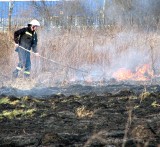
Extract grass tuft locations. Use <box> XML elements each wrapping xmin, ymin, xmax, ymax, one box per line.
<box><xmin>0</xmin><ymin>108</ymin><xmax>36</xmax><ymax>120</ymax></box>
<box><xmin>75</xmin><ymin>105</ymin><xmax>94</xmax><ymax>118</ymax></box>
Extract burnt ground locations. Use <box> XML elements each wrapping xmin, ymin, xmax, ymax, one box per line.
<box><xmin>0</xmin><ymin>84</ymin><xmax>160</xmax><ymax>147</ymax></box>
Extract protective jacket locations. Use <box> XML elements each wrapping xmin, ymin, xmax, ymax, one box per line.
<box><xmin>13</xmin><ymin>26</ymin><xmax>38</xmax><ymax>78</ymax></box>
<box><xmin>14</xmin><ymin>26</ymin><xmax>38</xmax><ymax>53</ymax></box>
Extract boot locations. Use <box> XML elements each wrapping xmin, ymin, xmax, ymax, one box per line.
<box><xmin>12</xmin><ymin>69</ymin><xmax>19</xmax><ymax>78</ymax></box>
<box><xmin>24</xmin><ymin>73</ymin><xmax>30</xmax><ymax>79</ymax></box>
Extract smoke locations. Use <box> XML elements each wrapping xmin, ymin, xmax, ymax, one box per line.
<box><xmin>80</xmin><ymin>28</ymin><xmax>160</xmax><ymax>81</ymax></box>
<box><xmin>104</xmin><ymin>0</ymin><xmax>160</xmax><ymax>30</ymax></box>
<box><xmin>108</xmin><ymin>31</ymin><xmax>150</xmax><ymax>69</ymax></box>
<box><xmin>3</xmin><ymin>0</ymin><xmax>160</xmax><ymax>88</ymax></box>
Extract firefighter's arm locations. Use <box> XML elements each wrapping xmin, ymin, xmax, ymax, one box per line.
<box><xmin>14</xmin><ymin>28</ymin><xmax>26</xmax><ymax>44</ymax></box>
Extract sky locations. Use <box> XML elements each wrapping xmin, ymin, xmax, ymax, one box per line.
<box><xmin>0</xmin><ymin>0</ymin><xmax>105</xmax><ymax>18</ymax></box>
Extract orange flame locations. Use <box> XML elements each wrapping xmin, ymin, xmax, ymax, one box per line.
<box><xmin>113</xmin><ymin>64</ymin><xmax>154</xmax><ymax>81</ymax></box>
<box><xmin>112</xmin><ymin>68</ymin><xmax>133</xmax><ymax>81</ymax></box>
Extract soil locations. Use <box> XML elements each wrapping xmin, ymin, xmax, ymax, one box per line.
<box><xmin>0</xmin><ymin>83</ymin><xmax>160</xmax><ymax>147</ymax></box>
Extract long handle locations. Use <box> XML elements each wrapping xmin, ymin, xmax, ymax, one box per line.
<box><xmin>18</xmin><ymin>45</ymin><xmax>88</xmax><ymax>73</ymax></box>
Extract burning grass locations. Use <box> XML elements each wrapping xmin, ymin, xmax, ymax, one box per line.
<box><xmin>35</xmin><ymin>26</ymin><xmax>160</xmax><ymax>85</ymax></box>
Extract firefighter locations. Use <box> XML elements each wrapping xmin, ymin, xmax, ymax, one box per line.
<box><xmin>12</xmin><ymin>19</ymin><xmax>40</xmax><ymax>79</ymax></box>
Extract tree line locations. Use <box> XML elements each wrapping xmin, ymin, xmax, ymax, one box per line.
<box><xmin>1</xmin><ymin>0</ymin><xmax>160</xmax><ymax>31</ymax></box>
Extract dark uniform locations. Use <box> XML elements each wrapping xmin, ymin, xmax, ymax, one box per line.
<box><xmin>12</xmin><ymin>26</ymin><xmax>38</xmax><ymax>78</ymax></box>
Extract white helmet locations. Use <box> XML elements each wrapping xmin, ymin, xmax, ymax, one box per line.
<box><xmin>28</xmin><ymin>19</ymin><xmax>40</xmax><ymax>26</ymax></box>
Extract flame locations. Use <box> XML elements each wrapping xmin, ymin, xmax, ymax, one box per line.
<box><xmin>113</xmin><ymin>64</ymin><xmax>154</xmax><ymax>81</ymax></box>
<box><xmin>112</xmin><ymin>68</ymin><xmax>133</xmax><ymax>81</ymax></box>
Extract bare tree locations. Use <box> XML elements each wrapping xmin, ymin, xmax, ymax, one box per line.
<box><xmin>8</xmin><ymin>0</ymin><xmax>14</xmax><ymax>33</ymax></box>
<box><xmin>112</xmin><ymin>0</ymin><xmax>133</xmax><ymax>11</ymax></box>
<box><xmin>30</xmin><ymin>1</ymin><xmax>53</xmax><ymax>26</ymax></box>
<box><xmin>62</xmin><ymin>0</ymin><xmax>87</xmax><ymax>27</ymax></box>
<box><xmin>30</xmin><ymin>0</ymin><xmax>89</xmax><ymax>28</ymax></box>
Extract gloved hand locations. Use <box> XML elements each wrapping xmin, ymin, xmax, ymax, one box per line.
<box><xmin>35</xmin><ymin>53</ymin><xmax>40</xmax><ymax>56</ymax></box>
<box><xmin>15</xmin><ymin>43</ymin><xmax>19</xmax><ymax>48</ymax></box>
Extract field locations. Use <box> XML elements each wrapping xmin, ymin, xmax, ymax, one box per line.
<box><xmin>0</xmin><ymin>26</ymin><xmax>160</xmax><ymax>146</ymax></box>
<box><xmin>0</xmin><ymin>84</ymin><xmax>160</xmax><ymax>146</ymax></box>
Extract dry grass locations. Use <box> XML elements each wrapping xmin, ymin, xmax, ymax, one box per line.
<box><xmin>1</xmin><ymin>25</ymin><xmax>160</xmax><ymax>85</ymax></box>
<box><xmin>75</xmin><ymin>105</ymin><xmax>94</xmax><ymax>118</ymax></box>
<box><xmin>37</xmin><ymin>26</ymin><xmax>160</xmax><ymax>83</ymax></box>
<box><xmin>0</xmin><ymin>32</ymin><xmax>14</xmax><ymax>77</ymax></box>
